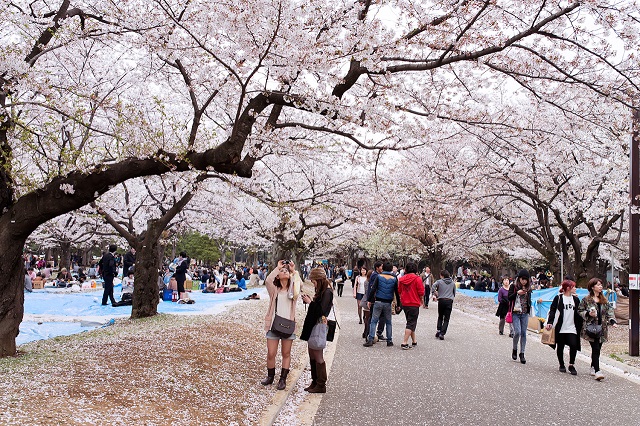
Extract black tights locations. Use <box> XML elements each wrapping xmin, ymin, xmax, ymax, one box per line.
<box><xmin>589</xmin><ymin>340</ymin><xmax>602</xmax><ymax>372</ymax></box>
<box><xmin>556</xmin><ymin>333</ymin><xmax>578</xmax><ymax>366</ymax></box>
<box><xmin>308</xmin><ymin>347</ymin><xmax>324</xmax><ymax>364</ymax></box>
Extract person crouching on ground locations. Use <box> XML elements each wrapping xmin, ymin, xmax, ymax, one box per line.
<box><xmin>432</xmin><ymin>269</ymin><xmax>456</xmax><ymax>340</ymax></box>
<box><xmin>398</xmin><ymin>262</ymin><xmax>424</xmax><ymax>349</ymax></box>
<box><xmin>545</xmin><ymin>279</ymin><xmax>583</xmax><ymax>375</ymax></box>
<box><xmin>262</xmin><ymin>260</ymin><xmax>301</xmax><ymax>390</ymax></box>
<box><xmin>577</xmin><ymin>277</ymin><xmax>617</xmax><ymax>381</ymax></box>
<box><xmin>300</xmin><ymin>267</ymin><xmax>334</xmax><ymax>393</ymax></box>
<box><xmin>508</xmin><ymin>269</ymin><xmax>532</xmax><ymax>364</ymax></box>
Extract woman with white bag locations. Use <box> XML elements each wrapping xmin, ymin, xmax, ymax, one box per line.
<box><xmin>300</xmin><ymin>267</ymin><xmax>334</xmax><ymax>393</ymax></box>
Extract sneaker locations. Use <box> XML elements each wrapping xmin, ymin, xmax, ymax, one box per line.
<box><xmin>387</xmin><ymin>341</ymin><xmax>394</xmax><ymax>347</ymax></box>
<box><xmin>435</xmin><ymin>331</ymin><xmax>441</xmax><ymax>339</ymax></box>
<box><xmin>595</xmin><ymin>371</ymin><xmax>605</xmax><ymax>381</ymax></box>
<box><xmin>512</xmin><ymin>349</ymin><xmax>517</xmax><ymax>360</ymax></box>
<box><xmin>439</xmin><ymin>335</ymin><xmax>444</xmax><ymax>340</ymax></box>
<box><xmin>590</xmin><ymin>367</ymin><xmax>596</xmax><ymax>376</ymax></box>
<box><xmin>499</xmin><ymin>331</ymin><xmax>504</xmax><ymax>335</ymax></box>
<box><xmin>401</xmin><ymin>344</ymin><xmax>411</xmax><ymax>350</ymax></box>
<box><xmin>363</xmin><ymin>339</ymin><xmax>374</xmax><ymax>347</ymax></box>
<box><xmin>568</xmin><ymin>365</ymin><xmax>577</xmax><ymax>376</ymax></box>
<box><xmin>559</xmin><ymin>366</ymin><xmax>566</xmax><ymax>373</ymax></box>
<box><xmin>412</xmin><ymin>342</ymin><xmax>417</xmax><ymax>347</ymax></box>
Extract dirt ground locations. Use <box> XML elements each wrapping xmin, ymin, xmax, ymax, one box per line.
<box><xmin>0</xmin><ymin>297</ymin><xmax>308</xmax><ymax>426</ymax></box>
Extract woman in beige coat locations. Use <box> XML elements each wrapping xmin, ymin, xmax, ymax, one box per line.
<box><xmin>261</xmin><ymin>260</ymin><xmax>301</xmax><ymax>390</ymax></box>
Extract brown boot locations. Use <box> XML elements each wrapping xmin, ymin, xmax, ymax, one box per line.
<box><xmin>304</xmin><ymin>360</ymin><xmax>317</xmax><ymax>392</ymax></box>
<box><xmin>276</xmin><ymin>368</ymin><xmax>289</xmax><ymax>390</ymax></box>
<box><xmin>260</xmin><ymin>368</ymin><xmax>275</xmax><ymax>386</ymax></box>
<box><xmin>308</xmin><ymin>362</ymin><xmax>326</xmax><ymax>393</ymax></box>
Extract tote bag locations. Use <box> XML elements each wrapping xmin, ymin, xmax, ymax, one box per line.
<box><xmin>308</xmin><ymin>322</ymin><xmax>328</xmax><ymax>350</ymax></box>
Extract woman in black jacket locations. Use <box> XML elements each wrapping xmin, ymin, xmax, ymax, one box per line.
<box><xmin>545</xmin><ymin>280</ymin><xmax>583</xmax><ymax>375</ymax></box>
<box><xmin>300</xmin><ymin>267</ymin><xmax>334</xmax><ymax>394</ymax></box>
<box><xmin>508</xmin><ymin>269</ymin><xmax>533</xmax><ymax>364</ymax></box>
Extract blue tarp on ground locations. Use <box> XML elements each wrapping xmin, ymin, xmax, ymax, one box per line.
<box><xmin>457</xmin><ymin>289</ymin><xmax>498</xmax><ymax>299</ymax></box>
<box><xmin>19</xmin><ymin>287</ymin><xmax>266</xmax><ymax>345</ymax></box>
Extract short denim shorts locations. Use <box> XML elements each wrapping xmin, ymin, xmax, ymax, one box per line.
<box><xmin>266</xmin><ymin>330</ymin><xmax>296</xmax><ymax>340</ymax></box>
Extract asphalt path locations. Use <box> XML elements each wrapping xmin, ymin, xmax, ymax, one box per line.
<box><xmin>313</xmin><ymin>294</ymin><xmax>640</xmax><ymax>426</ymax></box>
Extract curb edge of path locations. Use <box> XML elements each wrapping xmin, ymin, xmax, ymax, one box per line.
<box><xmin>455</xmin><ymin>306</ymin><xmax>640</xmax><ymax>384</ymax></box>
<box><xmin>258</xmin><ymin>309</ymin><xmax>341</xmax><ymax>426</ymax></box>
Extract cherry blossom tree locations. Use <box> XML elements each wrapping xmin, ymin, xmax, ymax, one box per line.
<box><xmin>1</xmin><ymin>0</ymin><xmax>638</xmax><ymax>357</ymax></box>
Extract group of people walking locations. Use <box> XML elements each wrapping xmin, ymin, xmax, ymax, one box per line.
<box><xmin>261</xmin><ymin>259</ymin><xmax>619</xmax><ymax>399</ymax></box>
<box><xmin>497</xmin><ymin>270</ymin><xmax>618</xmax><ymax>380</ymax></box>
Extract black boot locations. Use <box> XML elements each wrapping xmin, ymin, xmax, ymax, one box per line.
<box><xmin>304</xmin><ymin>360</ymin><xmax>317</xmax><ymax>392</ymax></box>
<box><xmin>277</xmin><ymin>368</ymin><xmax>290</xmax><ymax>390</ymax></box>
<box><xmin>512</xmin><ymin>349</ymin><xmax>517</xmax><ymax>360</ymax></box>
<box><xmin>308</xmin><ymin>362</ymin><xmax>326</xmax><ymax>393</ymax></box>
<box><xmin>261</xmin><ymin>368</ymin><xmax>275</xmax><ymax>386</ymax></box>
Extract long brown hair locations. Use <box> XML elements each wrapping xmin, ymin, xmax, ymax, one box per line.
<box><xmin>587</xmin><ymin>277</ymin><xmax>607</xmax><ymax>305</ymax></box>
<box><xmin>309</xmin><ymin>267</ymin><xmax>332</xmax><ymax>301</ymax></box>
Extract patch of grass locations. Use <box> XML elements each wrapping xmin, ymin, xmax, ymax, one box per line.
<box><xmin>610</xmin><ymin>353</ymin><xmax>624</xmax><ymax>362</ymax></box>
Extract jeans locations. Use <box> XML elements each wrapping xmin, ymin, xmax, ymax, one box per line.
<box><xmin>437</xmin><ymin>299</ymin><xmax>453</xmax><ymax>335</ymax></box>
<box><xmin>590</xmin><ymin>339</ymin><xmax>603</xmax><ymax>372</ymax></box>
<box><xmin>512</xmin><ymin>313</ymin><xmax>529</xmax><ymax>353</ymax></box>
<box><xmin>101</xmin><ymin>275</ymin><xmax>116</xmax><ymax>305</ymax></box>
<box><xmin>368</xmin><ymin>302</ymin><xmax>392</xmax><ymax>342</ymax></box>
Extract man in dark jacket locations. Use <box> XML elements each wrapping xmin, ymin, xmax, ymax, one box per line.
<box><xmin>364</xmin><ymin>262</ymin><xmax>400</xmax><ymax>347</ymax></box>
<box><xmin>99</xmin><ymin>244</ymin><xmax>118</xmax><ymax>306</ymax></box>
<box><xmin>173</xmin><ymin>251</ymin><xmax>190</xmax><ymax>300</ymax></box>
<box><xmin>122</xmin><ymin>247</ymin><xmax>136</xmax><ymax>279</ymax></box>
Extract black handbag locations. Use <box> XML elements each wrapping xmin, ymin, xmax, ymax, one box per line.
<box><xmin>270</xmin><ymin>294</ymin><xmax>295</xmax><ymax>338</ymax></box>
<box><xmin>326</xmin><ymin>305</ymin><xmax>340</xmax><ymax>342</ymax></box>
<box><xmin>585</xmin><ymin>323</ymin><xmax>603</xmax><ymax>339</ymax></box>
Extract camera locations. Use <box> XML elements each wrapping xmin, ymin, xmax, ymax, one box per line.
<box><xmin>283</xmin><ymin>260</ymin><xmax>291</xmax><ymax>265</ymax></box>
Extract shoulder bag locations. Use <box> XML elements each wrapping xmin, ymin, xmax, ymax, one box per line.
<box><xmin>585</xmin><ymin>323</ymin><xmax>603</xmax><ymax>339</ymax></box>
<box><xmin>270</xmin><ymin>294</ymin><xmax>295</xmax><ymax>338</ymax></box>
<box><xmin>326</xmin><ymin>304</ymin><xmax>340</xmax><ymax>342</ymax></box>
<box><xmin>308</xmin><ymin>321</ymin><xmax>328</xmax><ymax>350</ymax></box>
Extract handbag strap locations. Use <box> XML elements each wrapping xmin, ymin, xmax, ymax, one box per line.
<box><xmin>328</xmin><ymin>304</ymin><xmax>340</xmax><ymax>329</ymax></box>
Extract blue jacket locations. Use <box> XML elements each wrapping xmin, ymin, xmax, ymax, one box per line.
<box><xmin>367</xmin><ymin>271</ymin><xmax>400</xmax><ymax>304</ymax></box>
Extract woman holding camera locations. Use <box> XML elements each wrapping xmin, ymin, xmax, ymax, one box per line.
<box><xmin>300</xmin><ymin>267</ymin><xmax>334</xmax><ymax>393</ymax></box>
<box><xmin>261</xmin><ymin>260</ymin><xmax>301</xmax><ymax>390</ymax></box>
<box><xmin>578</xmin><ymin>278</ymin><xmax>617</xmax><ymax>381</ymax></box>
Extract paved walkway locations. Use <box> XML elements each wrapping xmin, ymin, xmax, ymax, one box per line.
<box><xmin>313</xmin><ymin>295</ymin><xmax>640</xmax><ymax>426</ymax></box>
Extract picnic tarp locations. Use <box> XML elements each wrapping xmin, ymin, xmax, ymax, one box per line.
<box><xmin>20</xmin><ymin>286</ymin><xmax>266</xmax><ymax>345</ymax></box>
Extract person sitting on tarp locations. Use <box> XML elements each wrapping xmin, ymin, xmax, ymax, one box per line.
<box><xmin>113</xmin><ymin>269</ymin><xmax>135</xmax><ymax>307</ymax></box>
<box><xmin>240</xmin><ymin>292</ymin><xmax>260</xmax><ymax>300</ymax></box>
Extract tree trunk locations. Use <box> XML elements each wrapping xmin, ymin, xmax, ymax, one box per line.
<box><xmin>130</xmin><ymin>221</ymin><xmax>163</xmax><ymax>319</ymax></box>
<box><xmin>0</xmin><ymin>230</ymin><xmax>27</xmax><ymax>357</ymax></box>
<box><xmin>59</xmin><ymin>241</ymin><xmax>71</xmax><ymax>271</ymax></box>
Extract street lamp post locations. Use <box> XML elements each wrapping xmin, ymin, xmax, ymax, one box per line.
<box><xmin>630</xmin><ymin>108</ymin><xmax>640</xmax><ymax>356</ymax></box>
